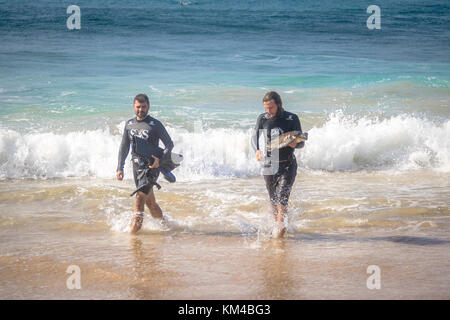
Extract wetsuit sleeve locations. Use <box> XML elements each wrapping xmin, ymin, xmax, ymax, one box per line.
<box><xmin>293</xmin><ymin>114</ymin><xmax>305</xmax><ymax>149</ymax></box>
<box><xmin>117</xmin><ymin>123</ymin><xmax>130</xmax><ymax>171</ymax></box>
<box><xmin>157</xmin><ymin>122</ymin><xmax>174</xmax><ymax>158</ymax></box>
<box><xmin>252</xmin><ymin>114</ymin><xmax>264</xmax><ymax>151</ymax></box>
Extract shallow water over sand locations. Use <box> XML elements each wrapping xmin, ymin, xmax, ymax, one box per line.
<box><xmin>1</xmin><ymin>170</ymin><xmax>449</xmax><ymax>299</ymax></box>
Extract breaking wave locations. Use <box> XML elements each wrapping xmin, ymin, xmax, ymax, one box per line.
<box><xmin>0</xmin><ymin>111</ymin><xmax>449</xmax><ymax>179</ymax></box>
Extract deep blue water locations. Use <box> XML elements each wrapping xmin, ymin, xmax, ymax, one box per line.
<box><xmin>0</xmin><ymin>0</ymin><xmax>449</xmax><ymax>177</ymax></box>
<box><xmin>0</xmin><ymin>0</ymin><xmax>449</xmax><ymax>128</ymax></box>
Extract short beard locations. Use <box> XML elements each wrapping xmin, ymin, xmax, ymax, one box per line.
<box><xmin>136</xmin><ymin>111</ymin><xmax>147</xmax><ymax>119</ymax></box>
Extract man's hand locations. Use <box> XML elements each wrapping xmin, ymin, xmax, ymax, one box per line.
<box><xmin>288</xmin><ymin>141</ymin><xmax>297</xmax><ymax>148</ymax></box>
<box><xmin>256</xmin><ymin>149</ymin><xmax>263</xmax><ymax>162</ymax></box>
<box><xmin>116</xmin><ymin>170</ymin><xmax>124</xmax><ymax>181</ymax></box>
<box><xmin>149</xmin><ymin>155</ymin><xmax>160</xmax><ymax>168</ymax></box>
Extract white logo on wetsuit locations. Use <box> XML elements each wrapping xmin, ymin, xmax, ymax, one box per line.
<box><xmin>271</xmin><ymin>127</ymin><xmax>284</xmax><ymax>139</ymax></box>
<box><xmin>130</xmin><ymin>129</ymin><xmax>150</xmax><ymax>139</ymax></box>
<box><xmin>286</xmin><ymin>115</ymin><xmax>293</xmax><ymax>120</ymax></box>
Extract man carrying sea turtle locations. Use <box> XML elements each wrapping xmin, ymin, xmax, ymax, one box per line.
<box><xmin>253</xmin><ymin>91</ymin><xmax>306</xmax><ymax>238</ymax></box>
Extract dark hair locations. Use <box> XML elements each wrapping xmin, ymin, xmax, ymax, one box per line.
<box><xmin>263</xmin><ymin>91</ymin><xmax>284</xmax><ymax>118</ymax></box>
<box><xmin>134</xmin><ymin>93</ymin><xmax>149</xmax><ymax>105</ymax></box>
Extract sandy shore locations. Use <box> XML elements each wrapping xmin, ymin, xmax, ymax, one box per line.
<box><xmin>0</xmin><ymin>175</ymin><xmax>449</xmax><ymax>299</ymax></box>
<box><xmin>1</xmin><ymin>231</ymin><xmax>449</xmax><ymax>299</ymax></box>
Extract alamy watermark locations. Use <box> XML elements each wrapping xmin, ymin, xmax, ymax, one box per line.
<box><xmin>66</xmin><ymin>265</ymin><xmax>82</xmax><ymax>289</ymax></box>
<box><xmin>367</xmin><ymin>5</ymin><xmax>381</xmax><ymax>30</ymax></box>
<box><xmin>67</xmin><ymin>5</ymin><xmax>81</xmax><ymax>30</ymax></box>
<box><xmin>366</xmin><ymin>265</ymin><xmax>381</xmax><ymax>290</ymax></box>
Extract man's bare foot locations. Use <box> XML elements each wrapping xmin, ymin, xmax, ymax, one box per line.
<box><xmin>130</xmin><ymin>213</ymin><xmax>144</xmax><ymax>234</ymax></box>
<box><xmin>271</xmin><ymin>223</ymin><xmax>286</xmax><ymax>239</ymax></box>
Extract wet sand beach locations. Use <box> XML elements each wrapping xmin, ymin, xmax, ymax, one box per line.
<box><xmin>1</xmin><ymin>172</ymin><xmax>449</xmax><ymax>300</ymax></box>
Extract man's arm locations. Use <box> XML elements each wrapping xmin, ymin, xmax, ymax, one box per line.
<box><xmin>158</xmin><ymin>122</ymin><xmax>174</xmax><ymax>156</ymax></box>
<box><xmin>117</xmin><ymin>123</ymin><xmax>130</xmax><ymax>174</ymax></box>
<box><xmin>252</xmin><ymin>114</ymin><xmax>264</xmax><ymax>161</ymax></box>
<box><xmin>148</xmin><ymin>122</ymin><xmax>173</xmax><ymax>169</ymax></box>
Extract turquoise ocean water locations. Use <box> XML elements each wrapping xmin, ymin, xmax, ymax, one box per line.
<box><xmin>0</xmin><ymin>0</ymin><xmax>449</xmax><ymax>179</ymax></box>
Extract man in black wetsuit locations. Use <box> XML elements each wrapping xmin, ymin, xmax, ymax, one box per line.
<box><xmin>253</xmin><ymin>91</ymin><xmax>305</xmax><ymax>238</ymax></box>
<box><xmin>116</xmin><ymin>93</ymin><xmax>174</xmax><ymax>233</ymax></box>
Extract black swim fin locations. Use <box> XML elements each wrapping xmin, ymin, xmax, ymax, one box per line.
<box><xmin>160</xmin><ymin>167</ymin><xmax>176</xmax><ymax>183</ymax></box>
<box><xmin>158</xmin><ymin>150</ymin><xmax>182</xmax><ymax>183</ymax></box>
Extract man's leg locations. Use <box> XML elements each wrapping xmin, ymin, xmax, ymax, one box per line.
<box><xmin>273</xmin><ymin>161</ymin><xmax>297</xmax><ymax>238</ymax></box>
<box><xmin>270</xmin><ymin>203</ymin><xmax>278</xmax><ymax>217</ymax></box>
<box><xmin>265</xmin><ymin>174</ymin><xmax>284</xmax><ymax>238</ymax></box>
<box><xmin>264</xmin><ymin>174</ymin><xmax>279</xmax><ymax>216</ymax></box>
<box><xmin>130</xmin><ymin>191</ymin><xmax>147</xmax><ymax>234</ymax></box>
<box><xmin>274</xmin><ymin>204</ymin><xmax>288</xmax><ymax>237</ymax></box>
<box><xmin>145</xmin><ymin>188</ymin><xmax>163</xmax><ymax>219</ymax></box>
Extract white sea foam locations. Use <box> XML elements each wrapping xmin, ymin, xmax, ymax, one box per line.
<box><xmin>0</xmin><ymin>111</ymin><xmax>449</xmax><ymax>179</ymax></box>
<box><xmin>0</xmin><ymin>128</ymin><xmax>122</xmax><ymax>179</ymax></box>
<box><xmin>299</xmin><ymin>111</ymin><xmax>450</xmax><ymax>172</ymax></box>
<box><xmin>60</xmin><ymin>91</ymin><xmax>76</xmax><ymax>97</ymax></box>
